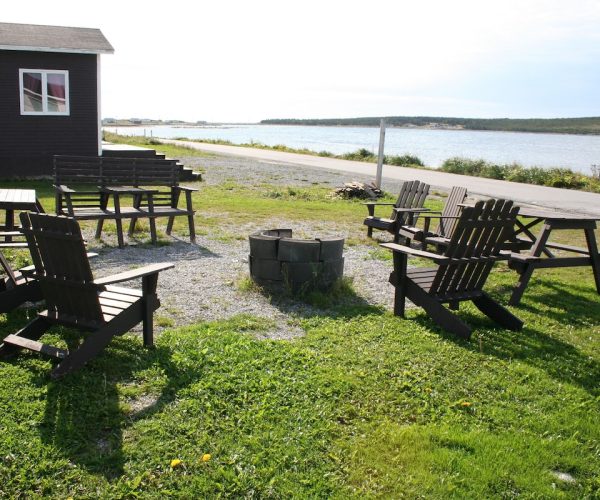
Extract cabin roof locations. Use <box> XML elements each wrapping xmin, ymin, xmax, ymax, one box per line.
<box><xmin>0</xmin><ymin>22</ymin><xmax>114</xmax><ymax>55</ymax></box>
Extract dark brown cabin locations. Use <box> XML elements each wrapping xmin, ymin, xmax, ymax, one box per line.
<box><xmin>0</xmin><ymin>22</ymin><xmax>113</xmax><ymax>177</ymax></box>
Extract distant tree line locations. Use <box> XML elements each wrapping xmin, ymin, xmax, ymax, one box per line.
<box><xmin>260</xmin><ymin>116</ymin><xmax>600</xmax><ymax>135</ymax></box>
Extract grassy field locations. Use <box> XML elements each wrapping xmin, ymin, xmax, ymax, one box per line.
<box><xmin>0</xmin><ymin>145</ymin><xmax>598</xmax><ymax>498</ymax></box>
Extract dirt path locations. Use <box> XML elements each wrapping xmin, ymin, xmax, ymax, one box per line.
<box><xmin>164</xmin><ymin>139</ymin><xmax>600</xmax><ymax>217</ymax></box>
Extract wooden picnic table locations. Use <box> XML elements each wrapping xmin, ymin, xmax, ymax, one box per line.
<box><xmin>0</xmin><ymin>189</ymin><xmax>44</xmax><ymax>248</ymax></box>
<box><xmin>508</xmin><ymin>207</ymin><xmax>600</xmax><ymax>305</ymax></box>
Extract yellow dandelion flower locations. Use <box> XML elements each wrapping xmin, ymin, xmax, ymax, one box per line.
<box><xmin>201</xmin><ymin>453</ymin><xmax>212</xmax><ymax>462</ymax></box>
<box><xmin>460</xmin><ymin>401</ymin><xmax>472</xmax><ymax>407</ymax></box>
<box><xmin>170</xmin><ymin>459</ymin><xmax>183</xmax><ymax>469</ymax></box>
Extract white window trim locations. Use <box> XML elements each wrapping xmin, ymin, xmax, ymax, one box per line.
<box><xmin>97</xmin><ymin>55</ymin><xmax>102</xmax><ymax>155</ymax></box>
<box><xmin>19</xmin><ymin>69</ymin><xmax>70</xmax><ymax>116</ymax></box>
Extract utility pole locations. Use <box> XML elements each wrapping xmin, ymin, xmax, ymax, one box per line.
<box><xmin>375</xmin><ymin>118</ymin><xmax>386</xmax><ymax>189</ymax></box>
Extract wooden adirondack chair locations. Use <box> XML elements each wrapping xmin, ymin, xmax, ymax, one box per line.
<box><xmin>363</xmin><ymin>180</ymin><xmax>430</xmax><ymax>243</ymax></box>
<box><xmin>0</xmin><ymin>213</ymin><xmax>174</xmax><ymax>378</ymax></box>
<box><xmin>397</xmin><ymin>186</ymin><xmax>467</xmax><ymax>250</ymax></box>
<box><xmin>0</xmin><ymin>250</ymin><xmax>42</xmax><ymax>313</ymax></box>
<box><xmin>381</xmin><ymin>199</ymin><xmax>523</xmax><ymax>339</ymax></box>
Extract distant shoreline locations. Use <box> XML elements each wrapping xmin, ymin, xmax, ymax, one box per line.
<box><xmin>103</xmin><ymin>116</ymin><xmax>600</xmax><ymax>136</ymax></box>
<box><xmin>103</xmin><ymin>122</ymin><xmax>597</xmax><ymax>138</ymax></box>
<box><xmin>260</xmin><ymin>116</ymin><xmax>600</xmax><ymax>136</ymax></box>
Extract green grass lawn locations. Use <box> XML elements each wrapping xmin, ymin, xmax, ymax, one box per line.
<box><xmin>0</xmin><ymin>147</ymin><xmax>598</xmax><ymax>498</ymax></box>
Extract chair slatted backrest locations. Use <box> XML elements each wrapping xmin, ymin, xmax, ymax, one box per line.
<box><xmin>393</xmin><ymin>180</ymin><xmax>430</xmax><ymax>221</ymax></box>
<box><xmin>429</xmin><ymin>199</ymin><xmax>518</xmax><ymax>299</ymax></box>
<box><xmin>435</xmin><ymin>186</ymin><xmax>468</xmax><ymax>238</ymax></box>
<box><xmin>54</xmin><ymin>155</ymin><xmax>181</xmax><ymax>209</ymax></box>
<box><xmin>20</xmin><ymin>212</ymin><xmax>104</xmax><ymax>325</ymax></box>
<box><xmin>54</xmin><ymin>156</ymin><xmax>103</xmax><ymax>186</ymax></box>
<box><xmin>54</xmin><ymin>156</ymin><xmax>180</xmax><ymax>186</ymax></box>
<box><xmin>96</xmin><ymin>157</ymin><xmax>136</xmax><ymax>186</ymax></box>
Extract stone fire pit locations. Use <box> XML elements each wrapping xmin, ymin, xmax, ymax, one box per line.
<box><xmin>249</xmin><ymin>229</ymin><xmax>344</xmax><ymax>292</ymax></box>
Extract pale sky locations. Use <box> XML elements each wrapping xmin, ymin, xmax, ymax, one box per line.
<box><xmin>4</xmin><ymin>0</ymin><xmax>600</xmax><ymax>122</ymax></box>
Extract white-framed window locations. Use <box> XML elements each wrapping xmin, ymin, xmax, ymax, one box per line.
<box><xmin>19</xmin><ymin>69</ymin><xmax>70</xmax><ymax>116</ymax></box>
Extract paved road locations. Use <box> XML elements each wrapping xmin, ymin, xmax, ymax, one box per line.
<box><xmin>166</xmin><ymin>139</ymin><xmax>600</xmax><ymax>217</ymax></box>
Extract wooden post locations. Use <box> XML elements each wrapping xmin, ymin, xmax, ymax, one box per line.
<box><xmin>375</xmin><ymin>119</ymin><xmax>386</xmax><ymax>189</ymax></box>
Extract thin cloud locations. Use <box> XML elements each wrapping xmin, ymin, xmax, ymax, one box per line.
<box><xmin>4</xmin><ymin>0</ymin><xmax>599</xmax><ymax>120</ymax></box>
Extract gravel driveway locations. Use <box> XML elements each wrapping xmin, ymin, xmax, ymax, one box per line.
<box><xmin>84</xmin><ymin>153</ymin><xmax>414</xmax><ymax>339</ymax></box>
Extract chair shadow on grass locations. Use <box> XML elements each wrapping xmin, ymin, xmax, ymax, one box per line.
<box><xmin>257</xmin><ymin>269</ymin><xmax>600</xmax><ymax>396</ymax></box>
<box><xmin>0</xmin><ymin>308</ymin><xmax>196</xmax><ymax>481</ymax></box>
<box><xmin>38</xmin><ymin>336</ymin><xmax>195</xmax><ymax>480</ymax></box>
<box><xmin>514</xmin><ymin>279</ymin><xmax>600</xmax><ymax>326</ymax></box>
<box><xmin>405</xmin><ymin>282</ymin><xmax>600</xmax><ymax>396</ymax></box>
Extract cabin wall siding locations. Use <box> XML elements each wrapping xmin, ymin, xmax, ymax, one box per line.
<box><xmin>0</xmin><ymin>50</ymin><xmax>98</xmax><ymax>177</ymax></box>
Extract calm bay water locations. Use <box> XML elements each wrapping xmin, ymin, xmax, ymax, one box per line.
<box><xmin>104</xmin><ymin>124</ymin><xmax>600</xmax><ymax>174</ymax></box>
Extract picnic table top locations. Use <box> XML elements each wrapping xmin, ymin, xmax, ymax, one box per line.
<box><xmin>459</xmin><ymin>202</ymin><xmax>600</xmax><ymax>222</ymax></box>
<box><xmin>517</xmin><ymin>207</ymin><xmax>600</xmax><ymax>221</ymax></box>
<box><xmin>0</xmin><ymin>189</ymin><xmax>37</xmax><ymax>206</ymax></box>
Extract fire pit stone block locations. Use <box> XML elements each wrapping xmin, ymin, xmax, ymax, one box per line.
<box><xmin>249</xmin><ymin>229</ymin><xmax>344</xmax><ymax>292</ymax></box>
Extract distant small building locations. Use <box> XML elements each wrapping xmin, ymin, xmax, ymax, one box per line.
<box><xmin>0</xmin><ymin>22</ymin><xmax>113</xmax><ymax>177</ymax></box>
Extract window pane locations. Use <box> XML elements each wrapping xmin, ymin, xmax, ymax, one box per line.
<box><xmin>23</xmin><ymin>72</ymin><xmax>43</xmax><ymax>112</ymax></box>
<box><xmin>47</xmin><ymin>73</ymin><xmax>66</xmax><ymax>112</ymax></box>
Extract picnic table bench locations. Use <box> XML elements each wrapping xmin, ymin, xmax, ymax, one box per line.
<box><xmin>54</xmin><ymin>155</ymin><xmax>197</xmax><ymax>248</ymax></box>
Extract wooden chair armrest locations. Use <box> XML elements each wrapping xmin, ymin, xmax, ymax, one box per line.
<box><xmin>508</xmin><ymin>253</ymin><xmax>542</xmax><ymax>263</ymax></box>
<box><xmin>170</xmin><ymin>186</ymin><xmax>195</xmax><ymax>211</ymax></box>
<box><xmin>392</xmin><ymin>207</ymin><xmax>431</xmax><ymax>213</ymax></box>
<box><xmin>398</xmin><ymin>225</ymin><xmax>424</xmax><ymax>236</ymax></box>
<box><xmin>20</xmin><ymin>252</ymin><xmax>99</xmax><ymax>277</ymax></box>
<box><xmin>94</xmin><ymin>262</ymin><xmax>174</xmax><ymax>285</ymax></box>
<box><xmin>56</xmin><ymin>186</ymin><xmax>102</xmax><ymax>196</ymax></box>
<box><xmin>421</xmin><ymin>214</ymin><xmax>460</xmax><ymax>220</ymax></box>
<box><xmin>174</xmin><ymin>185</ymin><xmax>199</xmax><ymax>192</ymax></box>
<box><xmin>380</xmin><ymin>242</ymin><xmax>451</xmax><ymax>263</ymax></box>
<box><xmin>393</xmin><ymin>207</ymin><xmax>430</xmax><ymax>225</ymax></box>
<box><xmin>364</xmin><ymin>202</ymin><xmax>396</xmax><ymax>217</ymax></box>
<box><xmin>419</xmin><ymin>211</ymin><xmax>443</xmax><ymax>218</ymax></box>
<box><xmin>54</xmin><ymin>184</ymin><xmax>76</xmax><ymax>193</ymax></box>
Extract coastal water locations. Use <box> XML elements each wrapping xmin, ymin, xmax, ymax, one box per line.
<box><xmin>104</xmin><ymin>124</ymin><xmax>600</xmax><ymax>174</ymax></box>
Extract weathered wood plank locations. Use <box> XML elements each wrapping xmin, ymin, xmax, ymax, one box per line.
<box><xmin>2</xmin><ymin>334</ymin><xmax>68</xmax><ymax>359</ymax></box>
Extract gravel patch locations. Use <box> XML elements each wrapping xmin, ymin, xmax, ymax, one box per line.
<box><xmin>81</xmin><ymin>153</ymin><xmax>411</xmax><ymax>340</ymax></box>
<box><xmin>86</xmin><ymin>226</ymin><xmax>396</xmax><ymax>340</ymax></box>
<box><xmin>189</xmin><ymin>154</ymin><xmax>410</xmax><ymax>192</ymax></box>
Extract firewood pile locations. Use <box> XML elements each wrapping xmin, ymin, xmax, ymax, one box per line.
<box><xmin>332</xmin><ymin>181</ymin><xmax>383</xmax><ymax>199</ymax></box>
